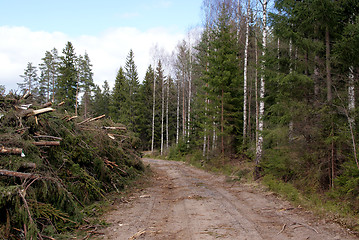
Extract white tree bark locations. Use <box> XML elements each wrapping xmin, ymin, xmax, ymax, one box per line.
<box><xmin>349</xmin><ymin>66</ymin><xmax>355</xmax><ymax>126</ymax></box>
<box><xmin>166</xmin><ymin>78</ymin><xmax>169</xmax><ymax>149</ymax></box>
<box><xmin>243</xmin><ymin>0</ymin><xmax>250</xmax><ymax>143</ymax></box>
<box><xmin>176</xmin><ymin>79</ymin><xmax>180</xmax><ymax>145</ymax></box>
<box><xmin>187</xmin><ymin>44</ymin><xmax>192</xmax><ymax>144</ymax></box>
<box><xmin>256</xmin><ymin>0</ymin><xmax>267</xmax><ymax>165</ymax></box>
<box><xmin>151</xmin><ymin>65</ymin><xmax>156</xmax><ymax>153</ymax></box>
<box><xmin>161</xmin><ymin>75</ymin><xmax>165</xmax><ymax>155</ymax></box>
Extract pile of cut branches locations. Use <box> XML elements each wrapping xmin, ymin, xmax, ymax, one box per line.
<box><xmin>0</xmin><ymin>92</ymin><xmax>144</xmax><ymax>239</ymax></box>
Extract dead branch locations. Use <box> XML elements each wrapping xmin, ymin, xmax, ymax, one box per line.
<box><xmin>78</xmin><ymin>114</ymin><xmax>106</xmax><ymax>125</ymax></box>
<box><xmin>129</xmin><ymin>229</ymin><xmax>147</xmax><ymax>240</ymax></box>
<box><xmin>292</xmin><ymin>222</ymin><xmax>319</xmax><ymax>234</ymax></box>
<box><xmin>33</xmin><ymin>135</ymin><xmax>63</xmax><ymax>141</ymax></box>
<box><xmin>33</xmin><ymin>141</ymin><xmax>60</xmax><ymax>146</ymax></box>
<box><xmin>0</xmin><ymin>146</ymin><xmax>23</xmax><ymax>155</ymax></box>
<box><xmin>277</xmin><ymin>224</ymin><xmax>286</xmax><ymax>235</ymax></box>
<box><xmin>0</xmin><ymin>169</ymin><xmax>39</xmax><ymax>179</ymax></box>
<box><xmin>57</xmin><ymin>101</ymin><xmax>65</xmax><ymax>106</ymax></box>
<box><xmin>66</xmin><ymin>116</ymin><xmax>78</xmax><ymax>122</ymax></box>
<box><xmin>102</xmin><ymin>126</ymin><xmax>127</xmax><ymax>131</ymax></box>
<box><xmin>18</xmin><ymin>189</ymin><xmax>44</xmax><ymax>240</ymax></box>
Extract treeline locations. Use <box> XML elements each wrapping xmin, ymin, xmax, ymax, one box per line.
<box><xmin>14</xmin><ymin>0</ymin><xmax>359</xmax><ymax>210</ymax></box>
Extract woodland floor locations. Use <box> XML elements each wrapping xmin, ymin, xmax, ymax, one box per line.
<box><xmin>98</xmin><ymin>158</ymin><xmax>358</xmax><ymax>240</ymax></box>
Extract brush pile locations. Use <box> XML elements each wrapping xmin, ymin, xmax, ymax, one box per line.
<box><xmin>0</xmin><ymin>92</ymin><xmax>144</xmax><ymax>239</ymax></box>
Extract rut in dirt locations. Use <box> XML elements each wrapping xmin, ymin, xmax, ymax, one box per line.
<box><xmin>101</xmin><ymin>158</ymin><xmax>357</xmax><ymax>240</ymax></box>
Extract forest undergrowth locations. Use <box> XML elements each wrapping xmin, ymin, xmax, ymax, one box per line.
<box><xmin>0</xmin><ymin>92</ymin><xmax>145</xmax><ymax>239</ymax></box>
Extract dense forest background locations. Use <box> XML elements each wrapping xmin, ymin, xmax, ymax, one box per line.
<box><xmin>3</xmin><ymin>0</ymin><xmax>359</xmax><ymax>213</ymax></box>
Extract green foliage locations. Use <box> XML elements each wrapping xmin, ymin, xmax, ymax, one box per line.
<box><xmin>0</xmin><ymin>98</ymin><xmax>144</xmax><ymax>238</ymax></box>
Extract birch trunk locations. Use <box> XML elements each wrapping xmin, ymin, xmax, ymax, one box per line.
<box><xmin>161</xmin><ymin>76</ymin><xmax>165</xmax><ymax>155</ymax></box>
<box><xmin>176</xmin><ymin>80</ymin><xmax>180</xmax><ymax>145</ymax></box>
<box><xmin>151</xmin><ymin>66</ymin><xmax>156</xmax><ymax>152</ymax></box>
<box><xmin>256</xmin><ymin>0</ymin><xmax>267</xmax><ymax>168</ymax></box>
<box><xmin>243</xmin><ymin>0</ymin><xmax>250</xmax><ymax>143</ymax></box>
<box><xmin>182</xmin><ymin>75</ymin><xmax>186</xmax><ymax>140</ymax></box>
<box><xmin>166</xmin><ymin>78</ymin><xmax>169</xmax><ymax>149</ymax></box>
<box><xmin>255</xmin><ymin>30</ymin><xmax>259</xmax><ymax>151</ymax></box>
<box><xmin>187</xmin><ymin>46</ymin><xmax>192</xmax><ymax>144</ymax></box>
<box><xmin>348</xmin><ymin>66</ymin><xmax>355</xmax><ymax>126</ymax></box>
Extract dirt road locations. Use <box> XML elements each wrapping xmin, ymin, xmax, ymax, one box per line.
<box><xmin>100</xmin><ymin>158</ymin><xmax>357</xmax><ymax>240</ymax></box>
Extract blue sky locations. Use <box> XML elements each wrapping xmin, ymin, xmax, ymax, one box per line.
<box><xmin>0</xmin><ymin>0</ymin><xmax>203</xmax><ymax>91</ymax></box>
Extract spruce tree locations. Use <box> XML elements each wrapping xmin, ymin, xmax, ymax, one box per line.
<box><xmin>18</xmin><ymin>62</ymin><xmax>38</xmax><ymax>96</ymax></box>
<box><xmin>57</xmin><ymin>42</ymin><xmax>78</xmax><ymax>111</ymax></box>
<box><xmin>124</xmin><ymin>49</ymin><xmax>140</xmax><ymax>132</ymax></box>
<box><xmin>110</xmin><ymin>67</ymin><xmax>130</xmax><ymax>125</ymax></box>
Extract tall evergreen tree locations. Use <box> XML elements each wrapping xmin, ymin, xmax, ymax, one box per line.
<box><xmin>57</xmin><ymin>41</ymin><xmax>78</xmax><ymax>111</ymax></box>
<box><xmin>110</xmin><ymin>67</ymin><xmax>130</xmax><ymax>125</ymax></box>
<box><xmin>18</xmin><ymin>62</ymin><xmax>38</xmax><ymax>96</ymax></box>
<box><xmin>124</xmin><ymin>49</ymin><xmax>140</xmax><ymax>131</ymax></box>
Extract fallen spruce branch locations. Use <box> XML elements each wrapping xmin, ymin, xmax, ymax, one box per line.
<box><xmin>0</xmin><ymin>146</ymin><xmax>23</xmax><ymax>155</ymax></box>
<box><xmin>0</xmin><ymin>169</ymin><xmax>39</xmax><ymax>179</ymax></box>
<box><xmin>33</xmin><ymin>135</ymin><xmax>63</xmax><ymax>141</ymax></box>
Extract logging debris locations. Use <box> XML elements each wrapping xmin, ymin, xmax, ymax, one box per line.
<box><xmin>0</xmin><ymin>93</ymin><xmax>144</xmax><ymax>239</ymax></box>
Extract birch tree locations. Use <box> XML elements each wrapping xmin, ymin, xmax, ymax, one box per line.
<box><xmin>243</xmin><ymin>0</ymin><xmax>250</xmax><ymax>143</ymax></box>
<box><xmin>255</xmin><ymin>0</ymin><xmax>267</xmax><ymax>172</ymax></box>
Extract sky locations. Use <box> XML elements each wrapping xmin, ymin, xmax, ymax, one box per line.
<box><xmin>0</xmin><ymin>0</ymin><xmax>203</xmax><ymax>92</ymax></box>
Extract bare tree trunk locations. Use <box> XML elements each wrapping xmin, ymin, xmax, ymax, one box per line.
<box><xmin>151</xmin><ymin>65</ymin><xmax>156</xmax><ymax>153</ymax></box>
<box><xmin>348</xmin><ymin>66</ymin><xmax>355</xmax><ymax>126</ymax></box>
<box><xmin>289</xmin><ymin>38</ymin><xmax>293</xmax><ymax>74</ymax></box>
<box><xmin>221</xmin><ymin>89</ymin><xmax>224</xmax><ymax>155</ymax></box>
<box><xmin>161</xmin><ymin>76</ymin><xmax>165</xmax><ymax>155</ymax></box>
<box><xmin>176</xmin><ymin>80</ymin><xmax>180</xmax><ymax>145</ymax></box>
<box><xmin>326</xmin><ymin>25</ymin><xmax>332</xmax><ymax>103</ymax></box>
<box><xmin>187</xmin><ymin>46</ymin><xmax>192</xmax><ymax>145</ymax></box>
<box><xmin>255</xmin><ymin>30</ymin><xmax>259</xmax><ymax>152</ymax></box>
<box><xmin>243</xmin><ymin>0</ymin><xmax>250</xmax><ymax>144</ymax></box>
<box><xmin>182</xmin><ymin>75</ymin><xmax>186</xmax><ymax>140</ymax></box>
<box><xmin>166</xmin><ymin>78</ymin><xmax>169</xmax><ymax>149</ymax></box>
<box><xmin>75</xmin><ymin>80</ymin><xmax>79</xmax><ymax>116</ymax></box>
<box><xmin>255</xmin><ymin>0</ymin><xmax>267</xmax><ymax>173</ymax></box>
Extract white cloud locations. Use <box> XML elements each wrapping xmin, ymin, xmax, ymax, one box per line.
<box><xmin>0</xmin><ymin>25</ymin><xmax>184</xmax><ymax>92</ymax></box>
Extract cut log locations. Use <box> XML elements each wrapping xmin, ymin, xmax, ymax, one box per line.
<box><xmin>33</xmin><ymin>141</ymin><xmax>60</xmax><ymax>146</ymax></box>
<box><xmin>0</xmin><ymin>146</ymin><xmax>23</xmax><ymax>155</ymax></box>
<box><xmin>19</xmin><ymin>107</ymin><xmax>55</xmax><ymax>118</ymax></box>
<box><xmin>32</xmin><ymin>107</ymin><xmax>55</xmax><ymax>116</ymax></box>
<box><xmin>58</xmin><ymin>101</ymin><xmax>65</xmax><ymax>106</ymax></box>
<box><xmin>0</xmin><ymin>169</ymin><xmax>39</xmax><ymax>179</ymax></box>
<box><xmin>41</xmin><ymin>102</ymin><xmax>53</xmax><ymax>108</ymax></box>
<box><xmin>20</xmin><ymin>91</ymin><xmax>31</xmax><ymax>100</ymax></box>
<box><xmin>102</xmin><ymin>126</ymin><xmax>127</xmax><ymax>131</ymax></box>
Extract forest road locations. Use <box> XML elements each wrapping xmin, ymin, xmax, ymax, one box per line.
<box><xmin>100</xmin><ymin>158</ymin><xmax>357</xmax><ymax>240</ymax></box>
